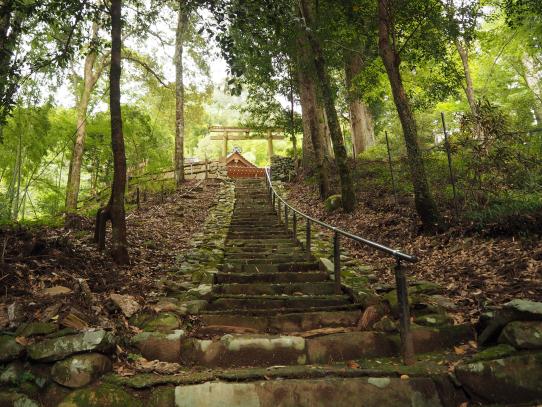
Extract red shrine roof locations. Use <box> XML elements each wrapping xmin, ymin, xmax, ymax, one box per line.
<box><xmin>225</xmin><ymin>151</ymin><xmax>258</xmax><ymax>168</ymax></box>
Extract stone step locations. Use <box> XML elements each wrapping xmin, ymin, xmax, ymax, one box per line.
<box><xmin>215</xmin><ymin>271</ymin><xmax>330</xmax><ymax>284</ymax></box>
<box><xmin>226</xmin><ymin>226</ymin><xmax>288</xmax><ymax>233</ymax></box>
<box><xmin>230</xmin><ymin>213</ymin><xmax>276</xmax><ymax>219</ymax></box>
<box><xmin>180</xmin><ymin>331</ymin><xmax>397</xmax><ymax>368</ymax></box>
<box><xmin>222</xmin><ymin>262</ymin><xmax>319</xmax><ymax>273</ymax></box>
<box><xmin>226</xmin><ymin>239</ymin><xmax>298</xmax><ymax>246</ymax></box>
<box><xmin>197</xmin><ymin>309</ymin><xmax>361</xmax><ymax>334</ymax></box>
<box><xmin>213</xmin><ymin>282</ymin><xmax>338</xmax><ymax>296</ymax></box>
<box><xmin>223</xmin><ymin>251</ymin><xmax>303</xmax><ymax>258</ymax></box>
<box><xmin>206</xmin><ymin>294</ymin><xmax>350</xmax><ymax>311</ymax></box>
<box><xmin>228</xmin><ymin>230</ymin><xmax>289</xmax><ymax>235</ymax></box>
<box><xmin>223</xmin><ymin>256</ymin><xmax>309</xmax><ymax>264</ymax></box>
<box><xmin>224</xmin><ymin>247</ymin><xmax>302</xmax><ymax>254</ymax></box>
<box><xmin>199</xmin><ymin>303</ymin><xmax>363</xmax><ymax>316</ymax></box>
<box><xmin>174</xmin><ymin>376</ymin><xmax>448</xmax><ymax>407</ymax></box>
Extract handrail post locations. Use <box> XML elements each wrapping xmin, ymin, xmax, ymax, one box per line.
<box><xmin>292</xmin><ymin>212</ymin><xmax>297</xmax><ymax>242</ymax></box>
<box><xmin>272</xmin><ymin>194</ymin><xmax>276</xmax><ymax>212</ymax></box>
<box><xmin>285</xmin><ymin>206</ymin><xmax>289</xmax><ymax>231</ymax></box>
<box><xmin>333</xmin><ymin>231</ymin><xmax>341</xmax><ymax>293</ymax></box>
<box><xmin>395</xmin><ymin>258</ymin><xmax>415</xmax><ymax>365</ymax></box>
<box><xmin>278</xmin><ymin>201</ymin><xmax>281</xmax><ymax>224</ymax></box>
<box><xmin>305</xmin><ymin>219</ymin><xmax>311</xmax><ymax>260</ymax></box>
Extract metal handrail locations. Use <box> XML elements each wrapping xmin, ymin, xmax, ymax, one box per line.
<box><xmin>264</xmin><ymin>168</ymin><xmax>417</xmax><ymax>262</ymax></box>
<box><xmin>264</xmin><ymin>167</ymin><xmax>416</xmax><ymax>365</ymax></box>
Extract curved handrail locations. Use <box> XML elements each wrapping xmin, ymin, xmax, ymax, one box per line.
<box><xmin>264</xmin><ymin>167</ymin><xmax>417</xmax><ymax>263</ymax></box>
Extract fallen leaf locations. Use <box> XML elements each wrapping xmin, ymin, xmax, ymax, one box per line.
<box><xmin>347</xmin><ymin>360</ymin><xmax>360</xmax><ymax>369</ymax></box>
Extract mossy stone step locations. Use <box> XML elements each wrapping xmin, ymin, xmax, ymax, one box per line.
<box><xmin>197</xmin><ymin>310</ymin><xmax>361</xmax><ymax>334</ymax></box>
<box><xmin>212</xmin><ymin>282</ymin><xmax>338</xmax><ymax>296</ymax></box>
<box><xmin>199</xmin><ymin>303</ymin><xmax>363</xmax><ymax>316</ymax></box>
<box><xmin>224</xmin><ymin>247</ymin><xmax>302</xmax><ymax>255</ymax></box>
<box><xmin>226</xmin><ymin>240</ymin><xmax>300</xmax><ymax>247</ymax></box>
<box><xmin>206</xmin><ymin>295</ymin><xmax>351</xmax><ymax>311</ymax></box>
<box><xmin>222</xmin><ymin>262</ymin><xmax>318</xmax><ymax>273</ymax></box>
<box><xmin>178</xmin><ymin>331</ymin><xmax>402</xmax><ymax>369</ymax></box>
<box><xmin>227</xmin><ymin>233</ymin><xmax>292</xmax><ymax>240</ymax></box>
<box><xmin>214</xmin><ymin>271</ymin><xmax>330</xmax><ymax>284</ymax></box>
<box><xmin>226</xmin><ymin>238</ymin><xmax>295</xmax><ymax>244</ymax></box>
<box><xmin>223</xmin><ymin>256</ymin><xmax>309</xmax><ymax>264</ymax></box>
<box><xmin>173</xmin><ymin>376</ymin><xmax>446</xmax><ymax>406</ymax></box>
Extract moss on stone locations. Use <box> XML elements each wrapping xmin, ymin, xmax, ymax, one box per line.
<box><xmin>58</xmin><ymin>383</ymin><xmax>143</xmax><ymax>407</ymax></box>
<box><xmin>469</xmin><ymin>344</ymin><xmax>517</xmax><ymax>362</ymax></box>
<box><xmin>148</xmin><ymin>386</ymin><xmax>175</xmax><ymax>407</ymax></box>
<box><xmin>142</xmin><ymin>313</ymin><xmax>181</xmax><ymax>333</ymax></box>
<box><xmin>15</xmin><ymin>322</ymin><xmax>58</xmax><ymax>338</ymax></box>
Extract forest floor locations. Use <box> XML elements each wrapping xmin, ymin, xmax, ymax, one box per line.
<box><xmin>0</xmin><ymin>180</ymin><xmax>220</xmax><ymax>332</ymax></box>
<box><xmin>285</xmin><ymin>177</ymin><xmax>542</xmax><ymax>325</ymax></box>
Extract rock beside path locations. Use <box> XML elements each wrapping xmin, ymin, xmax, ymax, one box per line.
<box><xmin>499</xmin><ymin>320</ymin><xmax>542</xmax><ymax>350</ymax></box>
<box><xmin>27</xmin><ymin>330</ymin><xmax>116</xmax><ymax>362</ymax></box>
<box><xmin>109</xmin><ymin>294</ymin><xmax>141</xmax><ymax>318</ymax></box>
<box><xmin>52</xmin><ymin>353</ymin><xmax>112</xmax><ymax>388</ymax></box>
<box><xmin>455</xmin><ymin>352</ymin><xmax>542</xmax><ymax>404</ymax></box>
<box><xmin>58</xmin><ymin>383</ymin><xmax>143</xmax><ymax>407</ymax></box>
<box><xmin>0</xmin><ymin>335</ymin><xmax>24</xmax><ymax>363</ymax></box>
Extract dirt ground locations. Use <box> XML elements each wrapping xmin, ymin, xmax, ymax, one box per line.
<box><xmin>285</xmin><ymin>178</ymin><xmax>542</xmax><ymax>324</ymax></box>
<box><xmin>0</xmin><ymin>180</ymin><xmax>220</xmax><ymax>331</ymax></box>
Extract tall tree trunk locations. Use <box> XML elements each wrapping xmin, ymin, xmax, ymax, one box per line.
<box><xmin>378</xmin><ymin>0</ymin><xmax>440</xmax><ymax>230</ymax></box>
<box><xmin>0</xmin><ymin>1</ymin><xmax>21</xmax><ymax>124</ymax></box>
<box><xmin>296</xmin><ymin>33</ymin><xmax>331</xmax><ymax>198</ymax></box>
<box><xmin>456</xmin><ymin>40</ymin><xmax>476</xmax><ymax>114</ymax></box>
<box><xmin>319</xmin><ymin>107</ymin><xmax>333</xmax><ymax>158</ymax></box>
<box><xmin>299</xmin><ymin>0</ymin><xmax>356</xmax><ymax>212</ymax></box>
<box><xmin>520</xmin><ymin>54</ymin><xmax>542</xmax><ymax>123</ymax></box>
<box><xmin>9</xmin><ymin>128</ymin><xmax>22</xmax><ymax>221</ymax></box>
<box><xmin>65</xmin><ymin>26</ymin><xmax>99</xmax><ymax>214</ymax></box>
<box><xmin>94</xmin><ymin>0</ymin><xmax>129</xmax><ymax>265</ymax></box>
<box><xmin>174</xmin><ymin>4</ymin><xmax>189</xmax><ymax>188</ymax></box>
<box><xmin>344</xmin><ymin>50</ymin><xmax>375</xmax><ymax>156</ymax></box>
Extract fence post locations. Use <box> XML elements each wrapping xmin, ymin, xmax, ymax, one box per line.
<box><xmin>440</xmin><ymin>112</ymin><xmax>459</xmax><ymax>217</ymax></box>
<box><xmin>385</xmin><ymin>131</ymin><xmax>399</xmax><ymax>205</ymax></box>
<box><xmin>333</xmin><ymin>231</ymin><xmax>341</xmax><ymax>293</ymax></box>
<box><xmin>305</xmin><ymin>219</ymin><xmax>311</xmax><ymax>260</ymax></box>
<box><xmin>278</xmin><ymin>201</ymin><xmax>281</xmax><ymax>224</ymax></box>
<box><xmin>285</xmin><ymin>206</ymin><xmax>289</xmax><ymax>232</ymax></box>
<box><xmin>160</xmin><ymin>184</ymin><xmax>164</xmax><ymax>204</ymax></box>
<box><xmin>395</xmin><ymin>259</ymin><xmax>415</xmax><ymax>365</ymax></box>
<box><xmin>136</xmin><ymin>187</ymin><xmax>140</xmax><ymax>210</ymax></box>
<box><xmin>292</xmin><ymin>212</ymin><xmax>297</xmax><ymax>242</ymax></box>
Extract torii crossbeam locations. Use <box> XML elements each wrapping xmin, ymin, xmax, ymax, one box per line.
<box><xmin>209</xmin><ymin>126</ymin><xmax>285</xmax><ymax>160</ymax></box>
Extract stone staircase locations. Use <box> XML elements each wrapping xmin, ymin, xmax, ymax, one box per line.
<box><xmin>179</xmin><ymin>179</ymin><xmax>372</xmax><ymax>370</ymax></box>
<box><xmin>171</xmin><ymin>179</ymin><xmax>473</xmax><ymax>405</ymax></box>
<box><xmin>131</xmin><ymin>178</ymin><xmax>476</xmax><ymax>406</ymax></box>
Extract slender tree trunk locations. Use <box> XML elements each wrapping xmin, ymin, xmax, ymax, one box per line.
<box><xmin>378</xmin><ymin>0</ymin><xmax>440</xmax><ymax>229</ymax></box>
<box><xmin>520</xmin><ymin>54</ymin><xmax>542</xmax><ymax>123</ymax></box>
<box><xmin>95</xmin><ymin>0</ymin><xmax>129</xmax><ymax>265</ymax></box>
<box><xmin>0</xmin><ymin>1</ymin><xmax>21</xmax><ymax>123</ymax></box>
<box><xmin>344</xmin><ymin>50</ymin><xmax>375</xmax><ymax>156</ymax></box>
<box><xmin>174</xmin><ymin>4</ymin><xmax>189</xmax><ymax>188</ymax></box>
<box><xmin>456</xmin><ymin>40</ymin><xmax>476</xmax><ymax>114</ymax></box>
<box><xmin>10</xmin><ymin>129</ymin><xmax>21</xmax><ymax>221</ymax></box>
<box><xmin>296</xmin><ymin>33</ymin><xmax>331</xmax><ymax>198</ymax></box>
<box><xmin>65</xmin><ymin>38</ymin><xmax>98</xmax><ymax>213</ymax></box>
<box><xmin>319</xmin><ymin>107</ymin><xmax>333</xmax><ymax>158</ymax></box>
<box><xmin>289</xmin><ymin>81</ymin><xmax>298</xmax><ymax>165</ymax></box>
<box><xmin>299</xmin><ymin>0</ymin><xmax>356</xmax><ymax>212</ymax></box>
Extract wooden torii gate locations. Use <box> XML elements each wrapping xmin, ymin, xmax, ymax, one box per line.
<box><xmin>209</xmin><ymin>126</ymin><xmax>285</xmax><ymax>161</ymax></box>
